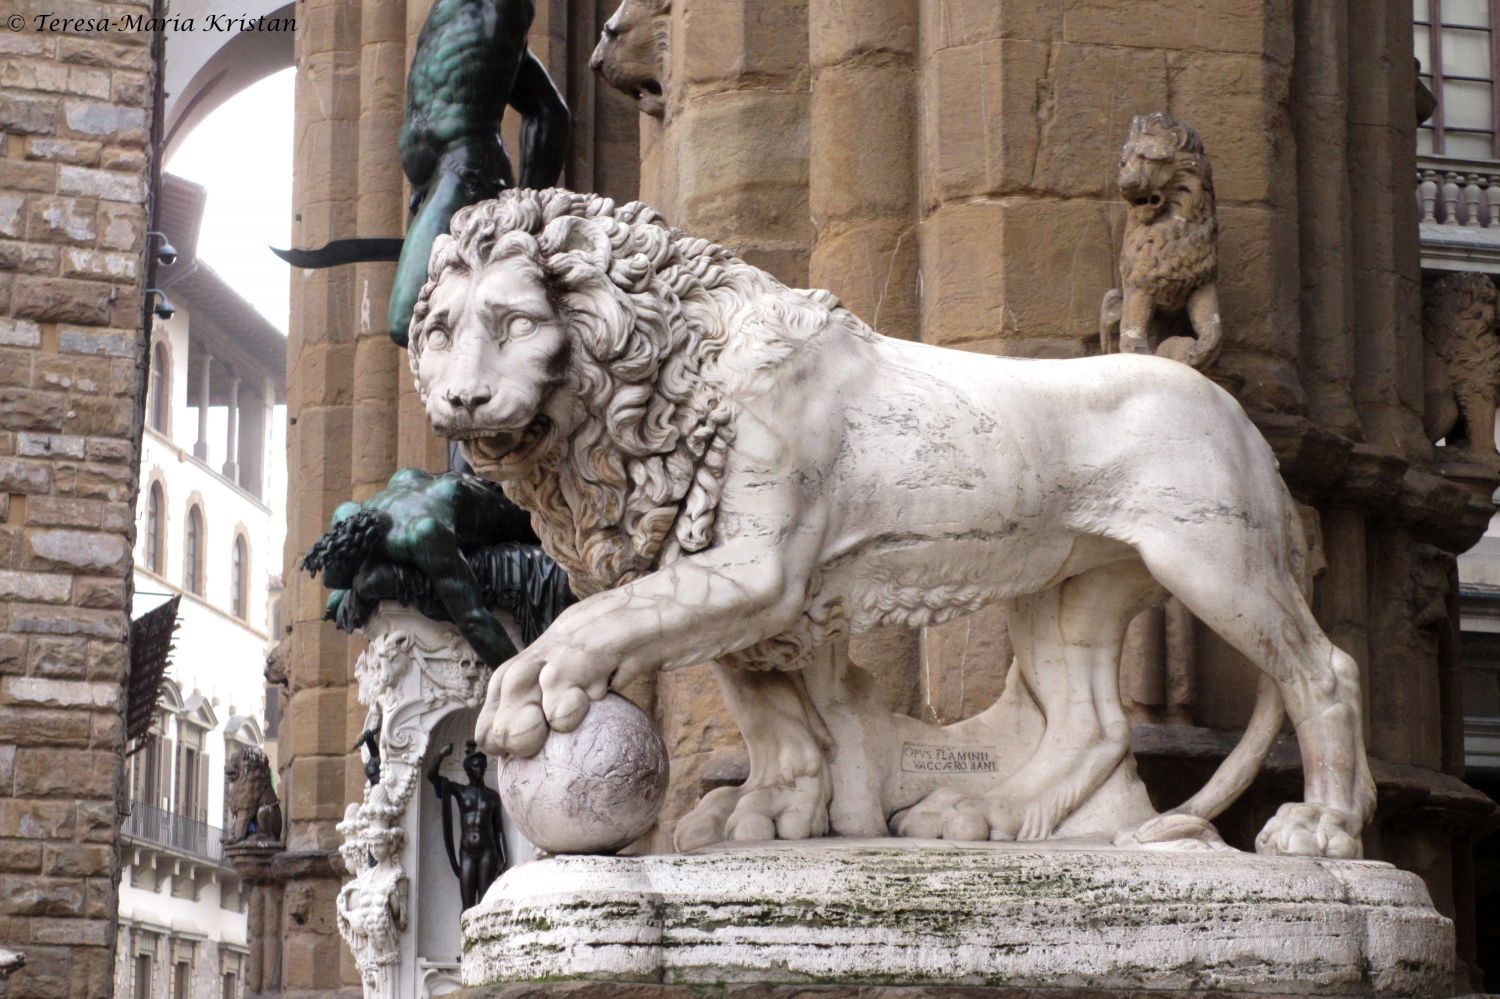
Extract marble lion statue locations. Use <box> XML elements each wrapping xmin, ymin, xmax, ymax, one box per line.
<box><xmin>409</xmin><ymin>188</ymin><xmax>1374</xmax><ymax>859</ymax></box>
<box><xmin>1099</xmin><ymin>112</ymin><xmax>1222</xmax><ymax>369</ymax></box>
<box><xmin>224</xmin><ymin>745</ymin><xmax>283</xmax><ymax>845</ymax></box>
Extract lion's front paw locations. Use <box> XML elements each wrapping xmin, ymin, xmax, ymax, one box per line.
<box><xmin>476</xmin><ymin>640</ymin><xmax>614</xmax><ymax>758</ymax></box>
<box><xmin>1254</xmin><ymin>802</ymin><xmax>1362</xmax><ymax>859</ymax></box>
<box><xmin>476</xmin><ymin>687</ymin><xmax>548</xmax><ymax>759</ymax></box>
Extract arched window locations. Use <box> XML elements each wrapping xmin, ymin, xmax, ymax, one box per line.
<box><xmin>149</xmin><ymin>342</ymin><xmax>169</xmax><ymax>433</ymax></box>
<box><xmin>231</xmin><ymin>535</ymin><xmax>248</xmax><ymax>620</ymax></box>
<box><xmin>185</xmin><ymin>505</ymin><xmax>204</xmax><ymax>596</ymax></box>
<box><xmin>146</xmin><ymin>483</ymin><xmax>164</xmax><ymax>574</ymax></box>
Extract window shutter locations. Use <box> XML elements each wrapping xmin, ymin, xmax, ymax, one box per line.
<box><xmin>197</xmin><ymin>758</ymin><xmax>209</xmax><ymax>824</ymax></box>
<box><xmin>158</xmin><ymin>737</ymin><xmax>174</xmax><ymax>811</ymax></box>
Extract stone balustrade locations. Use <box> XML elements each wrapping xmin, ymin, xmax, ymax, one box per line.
<box><xmin>1417</xmin><ymin>154</ymin><xmax>1500</xmax><ymax>272</ymax></box>
<box><xmin>1418</xmin><ymin>154</ymin><xmax>1500</xmax><ymax>229</ymax></box>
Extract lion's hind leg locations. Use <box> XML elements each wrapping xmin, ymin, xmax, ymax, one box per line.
<box><xmin>993</xmin><ymin>561</ymin><xmax>1162</xmax><ymax>840</ymax></box>
<box><xmin>891</xmin><ymin>561</ymin><xmax>1161</xmax><ymax>843</ymax></box>
<box><xmin>1131</xmin><ymin>511</ymin><xmax>1374</xmax><ymax>858</ymax></box>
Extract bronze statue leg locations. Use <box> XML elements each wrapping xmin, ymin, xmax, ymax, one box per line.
<box><xmin>388</xmin><ymin>144</ymin><xmax>509</xmax><ymax>346</ymax></box>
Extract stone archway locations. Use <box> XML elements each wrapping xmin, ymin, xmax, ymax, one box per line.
<box><xmin>162</xmin><ymin>1</ymin><xmax>295</xmax><ymax>159</ymax></box>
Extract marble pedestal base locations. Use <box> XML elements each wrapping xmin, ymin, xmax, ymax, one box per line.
<box><xmin>461</xmin><ymin>841</ymin><xmax>1455</xmax><ymax>997</ymax></box>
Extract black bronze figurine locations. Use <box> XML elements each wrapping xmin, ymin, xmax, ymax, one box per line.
<box><xmin>428</xmin><ymin>741</ymin><xmax>507</xmax><ymax>911</ymax></box>
<box><xmin>273</xmin><ymin>0</ymin><xmax>570</xmax><ymax>347</ymax></box>
<box><xmin>301</xmin><ymin>468</ymin><xmax>574</xmax><ymax>669</ymax></box>
<box><xmin>354</xmin><ymin>712</ymin><xmax>383</xmax><ymax>786</ymax></box>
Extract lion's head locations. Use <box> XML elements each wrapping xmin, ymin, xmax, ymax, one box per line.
<box><xmin>412</xmin><ymin>189</ymin><xmax>846</xmax><ymax>595</ymax></box>
<box><xmin>591</xmin><ymin>0</ymin><xmax>670</xmax><ymax>117</ymax></box>
<box><xmin>226</xmin><ymin>745</ymin><xmax>273</xmax><ymax>808</ymax></box>
<box><xmin>410</xmin><ymin>189</ymin><xmax>846</xmax><ymax>594</ymax></box>
<box><xmin>1116</xmin><ymin>112</ymin><xmax>1214</xmax><ymax>228</ymax></box>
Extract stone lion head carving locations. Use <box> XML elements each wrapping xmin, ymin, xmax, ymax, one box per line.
<box><xmin>591</xmin><ymin>0</ymin><xmax>670</xmax><ymax>117</ymax></box>
<box><xmin>410</xmin><ymin>189</ymin><xmax>843</xmax><ymax>595</ymax></box>
<box><xmin>1116</xmin><ymin>112</ymin><xmax>1214</xmax><ymax>229</ymax></box>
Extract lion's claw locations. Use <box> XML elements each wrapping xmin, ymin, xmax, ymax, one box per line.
<box><xmin>543</xmin><ymin>685</ymin><xmax>590</xmax><ymax>733</ymax></box>
<box><xmin>1255</xmin><ymin>802</ymin><xmax>1362</xmax><ymax>859</ymax></box>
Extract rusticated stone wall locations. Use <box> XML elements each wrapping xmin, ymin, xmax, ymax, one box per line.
<box><xmin>0</xmin><ymin>10</ymin><xmax>158</xmax><ymax>999</ymax></box>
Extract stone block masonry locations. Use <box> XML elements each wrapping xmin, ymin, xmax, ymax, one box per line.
<box><xmin>0</xmin><ymin>12</ymin><xmax>157</xmax><ymax>999</ymax></box>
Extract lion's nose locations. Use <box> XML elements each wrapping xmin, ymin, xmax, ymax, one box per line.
<box><xmin>444</xmin><ymin>386</ymin><xmax>492</xmax><ymax>414</ymax></box>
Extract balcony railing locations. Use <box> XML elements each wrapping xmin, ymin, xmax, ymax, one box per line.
<box><xmin>123</xmin><ymin>800</ymin><xmax>225</xmax><ymax>863</ymax></box>
<box><xmin>1418</xmin><ymin>154</ymin><xmax>1500</xmax><ymax>228</ymax></box>
<box><xmin>1417</xmin><ymin>154</ymin><xmax>1500</xmax><ymax>271</ymax></box>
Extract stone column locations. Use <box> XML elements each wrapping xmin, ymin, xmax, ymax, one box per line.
<box><xmin>658</xmin><ymin>0</ymin><xmax>812</xmax><ymax>282</ymax></box>
<box><xmin>224</xmin><ymin>842</ymin><xmax>286</xmax><ymax>998</ymax></box>
<box><xmin>283</xmin><ymin>0</ymin><xmax>364</xmax><ymax>993</ymax></box>
<box><xmin>196</xmin><ymin>348</ymin><xmax>213</xmax><ymax>459</ymax></box>
<box><xmin>223</xmin><ymin>369</ymin><xmax>241</xmax><ymax>483</ymax></box>
<box><xmin>633</xmin><ymin>0</ymin><xmax>816</xmax><ymax>852</ymax></box>
<box><xmin>1348</xmin><ymin>3</ymin><xmax>1428</xmax><ymax>459</ymax></box>
<box><xmin>1294</xmin><ymin>0</ymin><xmax>1360</xmax><ymax>438</ymax></box>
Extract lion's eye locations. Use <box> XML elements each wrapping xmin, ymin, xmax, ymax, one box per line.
<box><xmin>427</xmin><ymin>327</ymin><xmax>451</xmax><ymax>350</ymax></box>
<box><xmin>509</xmin><ymin>316</ymin><xmax>538</xmax><ymax>339</ymax></box>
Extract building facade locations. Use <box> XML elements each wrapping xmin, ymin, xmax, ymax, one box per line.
<box><xmin>112</xmin><ymin>173</ymin><xmax>287</xmax><ymax>999</ymax></box>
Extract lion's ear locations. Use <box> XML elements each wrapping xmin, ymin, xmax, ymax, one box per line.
<box><xmin>540</xmin><ymin>215</ymin><xmax>613</xmax><ymax>270</ymax></box>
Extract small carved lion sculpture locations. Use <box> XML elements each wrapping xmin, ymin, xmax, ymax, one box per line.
<box><xmin>590</xmin><ymin>0</ymin><xmax>670</xmax><ymax>117</ymax></box>
<box><xmin>409</xmin><ymin>188</ymin><xmax>1373</xmax><ymax>860</ymax></box>
<box><xmin>1100</xmin><ymin>112</ymin><xmax>1222</xmax><ymax>369</ymax></box>
<box><xmin>225</xmin><ymin>746</ymin><xmax>283</xmax><ymax>845</ymax></box>
<box><xmin>1422</xmin><ymin>271</ymin><xmax>1500</xmax><ymax>459</ymax></box>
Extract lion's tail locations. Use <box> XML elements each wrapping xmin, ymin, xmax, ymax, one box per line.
<box><xmin>1168</xmin><ymin>671</ymin><xmax>1284</xmax><ymax>822</ymax></box>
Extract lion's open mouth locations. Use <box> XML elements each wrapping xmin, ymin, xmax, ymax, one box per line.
<box><xmin>458</xmin><ymin>415</ymin><xmax>552</xmax><ymax>470</ymax></box>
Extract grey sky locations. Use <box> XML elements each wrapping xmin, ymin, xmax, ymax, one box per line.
<box><xmin>165</xmin><ymin>67</ymin><xmax>294</xmax><ymax>334</ymax></box>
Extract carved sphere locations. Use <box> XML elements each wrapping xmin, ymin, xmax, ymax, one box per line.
<box><xmin>497</xmin><ymin>693</ymin><xmax>669</xmax><ymax>854</ymax></box>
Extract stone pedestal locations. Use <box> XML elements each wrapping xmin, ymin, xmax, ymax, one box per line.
<box><xmin>462</xmin><ymin>841</ymin><xmax>1456</xmax><ymax>997</ymax></box>
<box><xmin>224</xmin><ymin>841</ymin><xmax>286</xmax><ymax>998</ymax></box>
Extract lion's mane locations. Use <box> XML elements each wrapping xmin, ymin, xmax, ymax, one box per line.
<box><xmin>1119</xmin><ymin>114</ymin><xmax>1217</xmax><ymax>312</ymax></box>
<box><xmin>408</xmin><ymin>188</ymin><xmax>860</xmax><ymax>595</ymax></box>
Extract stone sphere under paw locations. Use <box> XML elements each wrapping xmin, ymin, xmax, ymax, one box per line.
<box><xmin>497</xmin><ymin>693</ymin><xmax>669</xmax><ymax>854</ymax></box>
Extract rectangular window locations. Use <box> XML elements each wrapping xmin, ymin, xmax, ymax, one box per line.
<box><xmin>172</xmin><ymin>961</ymin><xmax>188</xmax><ymax>999</ymax></box>
<box><xmin>222</xmin><ymin>972</ymin><xmax>237</xmax><ymax>999</ymax></box>
<box><xmin>1417</xmin><ymin>0</ymin><xmax>1500</xmax><ymax>158</ymax></box>
<box><xmin>177</xmin><ymin>746</ymin><xmax>198</xmax><ymax>818</ymax></box>
<box><xmin>134</xmin><ymin>954</ymin><xmax>151</xmax><ymax>999</ymax></box>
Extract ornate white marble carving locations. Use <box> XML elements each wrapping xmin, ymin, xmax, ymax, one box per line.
<box><xmin>335</xmin><ymin>606</ymin><xmax>503</xmax><ymax>999</ymax></box>
<box><xmin>409</xmin><ymin>188</ymin><xmax>1374</xmax><ymax>862</ymax></box>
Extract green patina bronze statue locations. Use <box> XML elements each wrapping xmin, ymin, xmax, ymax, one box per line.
<box><xmin>302</xmin><ymin>468</ymin><xmax>574</xmax><ymax>666</ymax></box>
<box><xmin>273</xmin><ymin>0</ymin><xmax>570</xmax><ymax>347</ymax></box>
